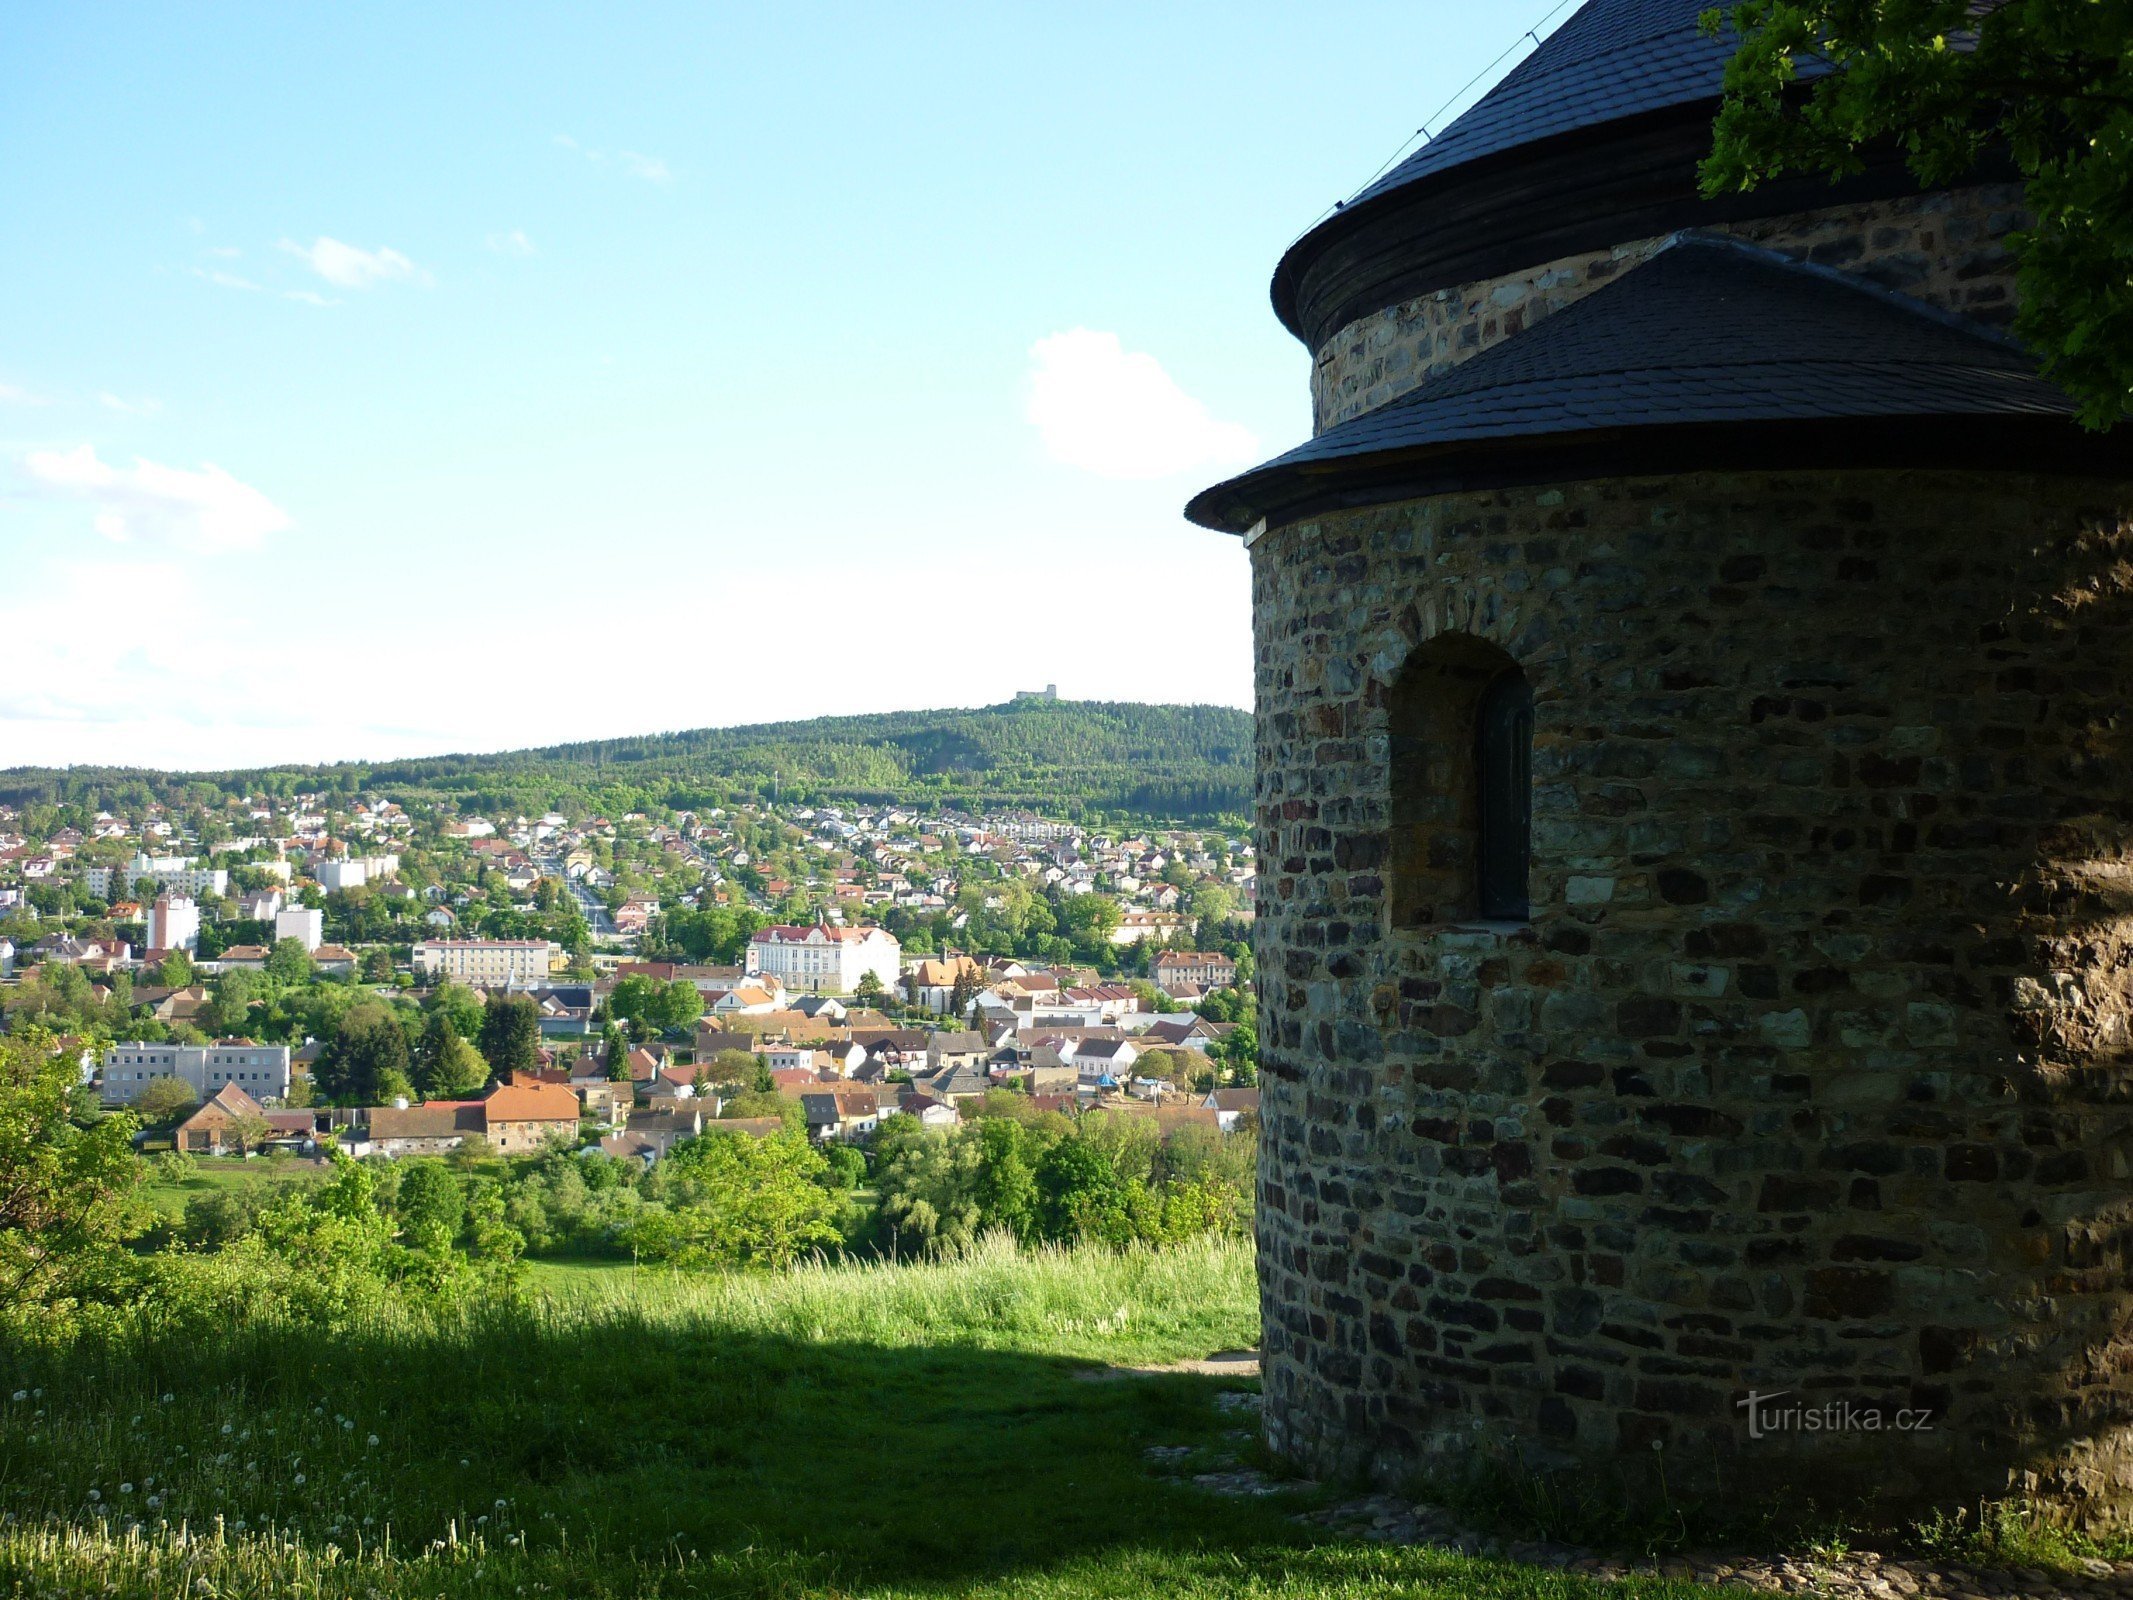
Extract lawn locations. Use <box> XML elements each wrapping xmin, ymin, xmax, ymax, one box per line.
<box><xmin>135</xmin><ymin>1153</ymin><xmax>327</xmax><ymax>1225</ymax></box>
<box><xmin>0</xmin><ymin>1237</ymin><xmax>1727</xmax><ymax>1599</ymax></box>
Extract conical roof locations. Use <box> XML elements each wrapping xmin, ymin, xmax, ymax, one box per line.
<box><xmin>1271</xmin><ymin>0</ymin><xmax>1838</xmax><ymax>345</ymax></box>
<box><xmin>1346</xmin><ymin>0</ymin><xmax>1742</xmax><ymax>210</ymax></box>
<box><xmin>1188</xmin><ymin>235</ymin><xmax>2073</xmax><ymax>534</ymax></box>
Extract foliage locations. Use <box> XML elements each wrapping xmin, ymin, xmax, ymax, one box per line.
<box><xmin>314</xmin><ymin>1003</ymin><xmax>414</xmax><ymax>1105</ymax></box>
<box><xmin>0</xmin><ymin>1030</ymin><xmax>141</xmax><ymax>1313</ymax></box>
<box><xmin>0</xmin><ymin>699</ymin><xmax>1253</xmax><ymax>821</ymax></box>
<box><xmin>413</xmin><ymin>1010</ymin><xmax>489</xmax><ymax>1099</ymax></box>
<box><xmin>477</xmin><ymin>993</ymin><xmax>541</xmax><ymax>1077</ymax></box>
<box><xmin>874</xmin><ymin>1108</ymin><xmax>1251</xmax><ymax>1255</ymax></box>
<box><xmin>133</xmin><ymin>1076</ymin><xmax>200</xmax><ymax>1127</ymax></box>
<box><xmin>620</xmin><ymin>1130</ymin><xmax>844</xmax><ymax>1270</ymax></box>
<box><xmin>607</xmin><ymin>974</ymin><xmax>703</xmax><ymax>1035</ymax></box>
<box><xmin>265</xmin><ymin>937</ymin><xmax>314</xmax><ymax>983</ymax></box>
<box><xmin>1701</xmin><ymin>0</ymin><xmax>2133</xmax><ymax>427</ymax></box>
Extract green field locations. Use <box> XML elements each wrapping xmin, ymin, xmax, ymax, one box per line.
<box><xmin>135</xmin><ymin>1155</ymin><xmax>325</xmax><ymax>1226</ymax></box>
<box><xmin>0</xmin><ymin>1237</ymin><xmax>1726</xmax><ymax>1599</ymax></box>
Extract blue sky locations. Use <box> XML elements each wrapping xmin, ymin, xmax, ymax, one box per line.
<box><xmin>2</xmin><ymin>1</ymin><xmax>1567</xmax><ymax>771</ymax></box>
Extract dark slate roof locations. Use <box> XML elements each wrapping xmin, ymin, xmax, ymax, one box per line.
<box><xmin>1346</xmin><ymin>0</ymin><xmax>1748</xmax><ymax>210</ymax></box>
<box><xmin>1187</xmin><ymin>235</ymin><xmax>2072</xmax><ymax>534</ymax></box>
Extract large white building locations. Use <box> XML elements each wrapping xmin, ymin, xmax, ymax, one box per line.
<box><xmin>746</xmin><ymin>924</ymin><xmax>901</xmax><ymax>994</ymax></box>
<box><xmin>145</xmin><ymin>894</ymin><xmax>201</xmax><ymax>953</ymax></box>
<box><xmin>87</xmin><ymin>852</ymin><xmax>228</xmax><ymax>900</ymax></box>
<box><xmin>315</xmin><ymin>854</ymin><xmax>400</xmax><ymax>893</ymax></box>
<box><xmin>102</xmin><ymin>1041</ymin><xmax>292</xmax><ymax>1105</ymax></box>
<box><xmin>274</xmin><ymin>906</ymin><xmax>325</xmax><ymax>952</ymax></box>
<box><xmin>412</xmin><ymin>938</ymin><xmax>555</xmax><ymax>989</ymax></box>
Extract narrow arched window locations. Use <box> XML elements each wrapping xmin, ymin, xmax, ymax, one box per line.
<box><xmin>1475</xmin><ymin>671</ymin><xmax>1533</xmax><ymax>920</ymax></box>
<box><xmin>1389</xmin><ymin>636</ymin><xmax>1533</xmax><ymax>928</ymax></box>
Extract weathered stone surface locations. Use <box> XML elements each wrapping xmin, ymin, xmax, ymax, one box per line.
<box><xmin>1250</xmin><ymin>466</ymin><xmax>2133</xmax><ymax>1521</ymax></box>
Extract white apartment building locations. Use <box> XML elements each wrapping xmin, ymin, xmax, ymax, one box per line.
<box><xmin>316</xmin><ymin>854</ymin><xmax>400</xmax><ymax>893</ymax></box>
<box><xmin>145</xmin><ymin>894</ymin><xmax>200</xmax><ymax>953</ymax></box>
<box><xmin>412</xmin><ymin>938</ymin><xmax>555</xmax><ymax>989</ymax></box>
<box><xmin>86</xmin><ymin>852</ymin><xmax>228</xmax><ymax>900</ymax></box>
<box><xmin>102</xmin><ymin>1041</ymin><xmax>292</xmax><ymax>1105</ymax></box>
<box><xmin>745</xmin><ymin>924</ymin><xmax>900</xmax><ymax>995</ymax></box>
<box><xmin>274</xmin><ymin>906</ymin><xmax>325</xmax><ymax>952</ymax></box>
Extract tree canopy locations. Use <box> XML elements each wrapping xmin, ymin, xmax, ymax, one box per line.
<box><xmin>1702</xmin><ymin>0</ymin><xmax>2133</xmax><ymax>426</ymax></box>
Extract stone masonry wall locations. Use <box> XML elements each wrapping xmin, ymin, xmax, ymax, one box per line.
<box><xmin>1251</xmin><ymin>469</ymin><xmax>2133</xmax><ymax>1521</ymax></box>
<box><xmin>1312</xmin><ymin>186</ymin><xmax>2026</xmax><ymax>432</ymax></box>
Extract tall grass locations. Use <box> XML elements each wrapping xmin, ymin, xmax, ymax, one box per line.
<box><xmin>0</xmin><ymin>1237</ymin><xmax>1269</xmax><ymax>1599</ymax></box>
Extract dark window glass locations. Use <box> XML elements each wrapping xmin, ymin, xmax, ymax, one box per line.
<box><xmin>1476</xmin><ymin>671</ymin><xmax>1534</xmax><ymax>919</ymax></box>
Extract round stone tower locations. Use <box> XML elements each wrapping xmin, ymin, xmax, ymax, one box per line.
<box><xmin>1187</xmin><ymin>0</ymin><xmax>2133</xmax><ymax>1523</ymax></box>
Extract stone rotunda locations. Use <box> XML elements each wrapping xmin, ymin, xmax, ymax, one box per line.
<box><xmin>1187</xmin><ymin>0</ymin><xmax>2133</xmax><ymax>1522</ymax></box>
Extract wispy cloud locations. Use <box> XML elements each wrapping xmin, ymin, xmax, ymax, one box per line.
<box><xmin>283</xmin><ymin>289</ymin><xmax>339</xmax><ymax>307</ymax></box>
<box><xmin>22</xmin><ymin>444</ymin><xmax>293</xmax><ymax>553</ymax></box>
<box><xmin>0</xmin><ymin>382</ymin><xmax>49</xmax><ymax>406</ymax></box>
<box><xmin>278</xmin><ymin>236</ymin><xmax>432</xmax><ymax>290</ymax></box>
<box><xmin>486</xmin><ymin>228</ymin><xmax>537</xmax><ymax>256</ymax></box>
<box><xmin>1025</xmin><ymin>329</ymin><xmax>1258</xmax><ymax>480</ymax></box>
<box><xmin>98</xmin><ymin>393</ymin><xmax>162</xmax><ymax>418</ymax></box>
<box><xmin>190</xmin><ymin>266</ymin><xmax>261</xmax><ymax>292</ymax></box>
<box><xmin>556</xmin><ymin>134</ymin><xmax>673</xmax><ymax>184</ymax></box>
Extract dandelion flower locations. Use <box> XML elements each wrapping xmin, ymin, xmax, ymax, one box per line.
<box><xmin>162</xmin><ymin>1393</ymin><xmax>174</xmax><ymax>1404</ymax></box>
<box><xmin>86</xmin><ymin>1489</ymin><xmax>101</xmax><ymax>1502</ymax></box>
<box><xmin>221</xmin><ymin>1423</ymin><xmax>234</xmax><ymax>1436</ymax></box>
<box><xmin>293</xmin><ymin>1474</ymin><xmax>306</xmax><ymax>1487</ymax></box>
<box><xmin>365</xmin><ymin>1434</ymin><xmax>378</xmax><ymax>1447</ymax></box>
<box><xmin>8</xmin><ymin>1391</ymin><xmax>23</xmax><ymax>1403</ymax></box>
<box><xmin>119</xmin><ymin>1483</ymin><xmax>133</xmax><ymax>1495</ymax></box>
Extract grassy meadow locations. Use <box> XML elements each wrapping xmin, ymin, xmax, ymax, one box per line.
<box><xmin>0</xmin><ymin>1237</ymin><xmax>1729</xmax><ymax>1600</ymax></box>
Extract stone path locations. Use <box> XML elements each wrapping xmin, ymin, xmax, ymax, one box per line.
<box><xmin>1147</xmin><ymin>1388</ymin><xmax>2133</xmax><ymax>1599</ymax></box>
<box><xmin>1075</xmin><ymin>1350</ymin><xmax>1262</xmax><ymax>1383</ymax></box>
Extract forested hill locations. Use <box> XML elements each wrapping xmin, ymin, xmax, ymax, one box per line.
<box><xmin>0</xmin><ymin>699</ymin><xmax>1254</xmax><ymax>823</ymax></box>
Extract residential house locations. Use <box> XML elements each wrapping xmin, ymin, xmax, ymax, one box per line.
<box><xmin>801</xmin><ymin>1089</ymin><xmax>879</xmax><ymax>1143</ymax></box>
<box><xmin>925</xmin><ymin>1030</ymin><xmax>989</xmax><ymax>1074</ymax></box>
<box><xmin>175</xmin><ymin>1085</ymin><xmax>313</xmax><ymax>1155</ymax></box>
<box><xmin>1073</xmin><ymin>1036</ymin><xmax>1140</xmax><ymax>1089</ymax></box>
<box><xmin>368</xmin><ymin>1100</ymin><xmax>487</xmax><ymax>1157</ymax></box>
<box><xmin>1200</xmin><ymin>1087</ymin><xmax>1262</xmax><ymax>1132</ymax></box>
<box><xmin>482</xmin><ymin>1073</ymin><xmax>584</xmax><ymax>1153</ymax></box>
<box><xmin>600</xmin><ymin>1107</ymin><xmax>709</xmax><ymax>1167</ymax></box>
<box><xmin>888</xmin><ymin>1091</ymin><xmax>959</xmax><ymax>1128</ymax></box>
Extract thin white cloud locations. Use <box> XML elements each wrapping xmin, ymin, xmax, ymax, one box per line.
<box><xmin>190</xmin><ymin>266</ymin><xmax>260</xmax><ymax>292</ymax></box>
<box><xmin>486</xmin><ymin>228</ymin><xmax>537</xmax><ymax>256</ymax></box>
<box><xmin>278</xmin><ymin>236</ymin><xmax>432</xmax><ymax>290</ymax></box>
<box><xmin>205</xmin><ymin>245</ymin><xmax>243</xmax><ymax>260</ymax></box>
<box><xmin>98</xmin><ymin>393</ymin><xmax>162</xmax><ymax>417</ymax></box>
<box><xmin>0</xmin><ymin>382</ymin><xmax>48</xmax><ymax>406</ymax></box>
<box><xmin>283</xmin><ymin>289</ymin><xmax>339</xmax><ymax>307</ymax></box>
<box><xmin>556</xmin><ymin>134</ymin><xmax>671</xmax><ymax>183</ymax></box>
<box><xmin>1025</xmin><ymin>329</ymin><xmax>1258</xmax><ymax>480</ymax></box>
<box><xmin>22</xmin><ymin>444</ymin><xmax>293</xmax><ymax>553</ymax></box>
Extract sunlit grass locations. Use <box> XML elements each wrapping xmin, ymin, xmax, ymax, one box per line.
<box><xmin>0</xmin><ymin>1237</ymin><xmax>1739</xmax><ymax>1599</ymax></box>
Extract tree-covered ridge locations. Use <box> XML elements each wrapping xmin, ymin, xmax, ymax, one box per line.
<box><xmin>0</xmin><ymin>699</ymin><xmax>1253</xmax><ymax>822</ymax></box>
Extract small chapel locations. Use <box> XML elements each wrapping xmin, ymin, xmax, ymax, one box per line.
<box><xmin>1188</xmin><ymin>0</ymin><xmax>2133</xmax><ymax>1521</ymax></box>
